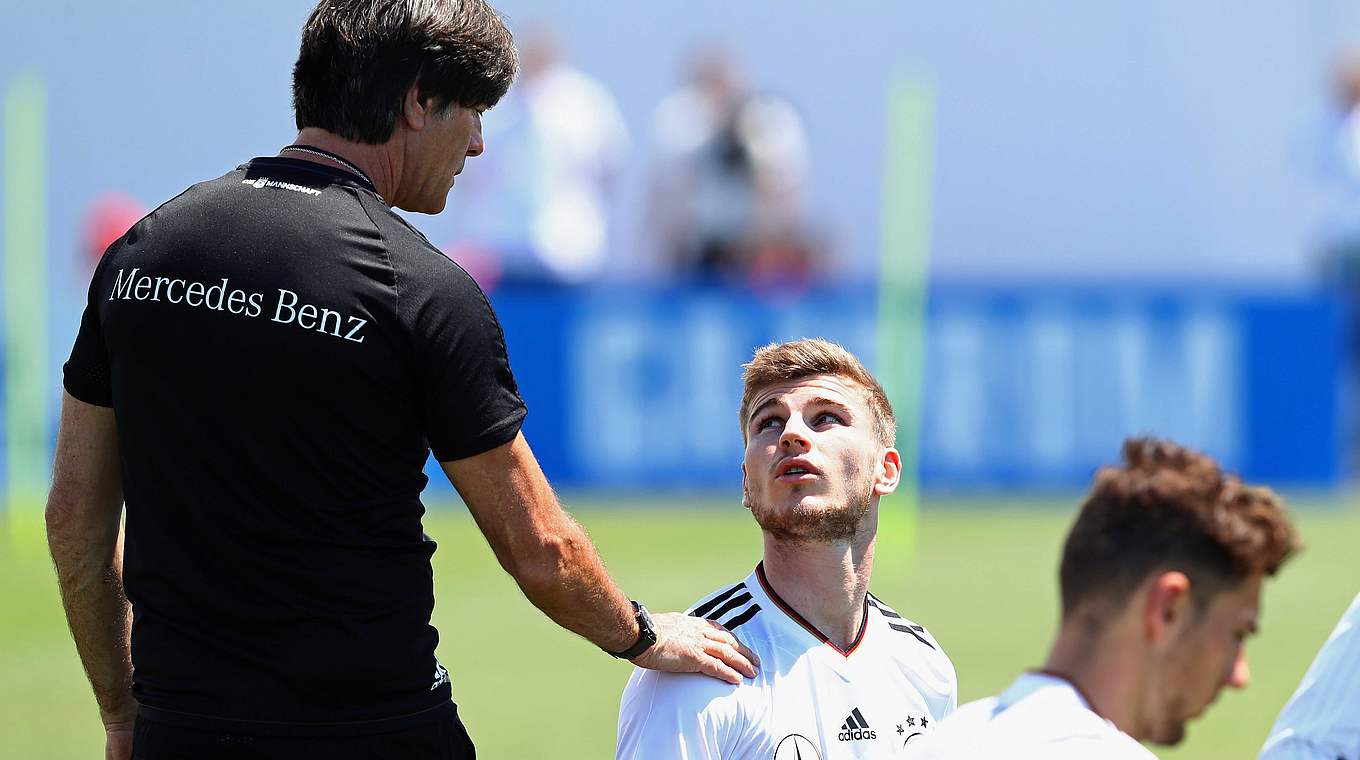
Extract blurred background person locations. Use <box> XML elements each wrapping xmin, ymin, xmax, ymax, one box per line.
<box><xmin>1316</xmin><ymin>49</ymin><xmax>1360</xmax><ymax>471</ymax></box>
<box><xmin>1316</xmin><ymin>50</ymin><xmax>1360</xmax><ymax>278</ymax></box>
<box><xmin>648</xmin><ymin>45</ymin><xmax>822</xmax><ymax>288</ymax></box>
<box><xmin>442</xmin><ymin>24</ymin><xmax>629</xmax><ymax>289</ymax></box>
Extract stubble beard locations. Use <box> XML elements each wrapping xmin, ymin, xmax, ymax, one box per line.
<box><xmin>749</xmin><ymin>478</ymin><xmax>873</xmax><ymax>544</ymax></box>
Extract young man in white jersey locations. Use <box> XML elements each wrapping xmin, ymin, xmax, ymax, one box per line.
<box><xmin>1259</xmin><ymin>590</ymin><xmax>1360</xmax><ymax>759</ymax></box>
<box><xmin>912</xmin><ymin>438</ymin><xmax>1299</xmax><ymax>760</ymax></box>
<box><xmin>617</xmin><ymin>338</ymin><xmax>957</xmax><ymax>759</ymax></box>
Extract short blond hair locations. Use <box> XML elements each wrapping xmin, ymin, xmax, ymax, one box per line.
<box><xmin>739</xmin><ymin>338</ymin><xmax>896</xmax><ymax>446</ymax></box>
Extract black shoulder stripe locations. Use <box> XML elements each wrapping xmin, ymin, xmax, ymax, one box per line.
<box><xmin>889</xmin><ymin>622</ymin><xmax>936</xmax><ymax>650</ymax></box>
<box><xmin>722</xmin><ymin>603</ymin><xmax>761</xmax><ymax>631</ymax></box>
<box><xmin>691</xmin><ymin>583</ymin><xmax>747</xmax><ymax>618</ymax></box>
<box><xmin>707</xmin><ymin>592</ymin><xmax>754</xmax><ymax>621</ymax></box>
<box><xmin>866</xmin><ymin>593</ymin><xmax>900</xmax><ymax>615</ymax></box>
<box><xmin>864</xmin><ymin>595</ymin><xmax>908</xmax><ymax>619</ymax></box>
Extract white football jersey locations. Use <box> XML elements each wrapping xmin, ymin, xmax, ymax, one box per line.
<box><xmin>617</xmin><ymin>563</ymin><xmax>957</xmax><ymax>759</ymax></box>
<box><xmin>907</xmin><ymin>672</ymin><xmax>1153</xmax><ymax>760</ymax></box>
<box><xmin>1259</xmin><ymin>592</ymin><xmax>1360</xmax><ymax>760</ymax></box>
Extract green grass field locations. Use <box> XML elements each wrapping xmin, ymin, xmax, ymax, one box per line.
<box><xmin>4</xmin><ymin>497</ymin><xmax>1357</xmax><ymax>758</ymax></box>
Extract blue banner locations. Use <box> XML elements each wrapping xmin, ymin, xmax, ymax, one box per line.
<box><xmin>421</xmin><ymin>285</ymin><xmax>1343</xmax><ymax>494</ymax></box>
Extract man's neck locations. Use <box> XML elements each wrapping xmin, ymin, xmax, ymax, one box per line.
<box><xmin>760</xmin><ymin>528</ymin><xmax>875</xmax><ymax>651</ymax></box>
<box><xmin>1041</xmin><ymin>614</ymin><xmax>1147</xmax><ymax>739</ymax></box>
<box><xmin>284</xmin><ymin>128</ymin><xmax>398</xmax><ymax>206</ymax></box>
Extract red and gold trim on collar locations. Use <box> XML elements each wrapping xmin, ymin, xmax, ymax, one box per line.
<box><xmin>755</xmin><ymin>562</ymin><xmax>869</xmax><ymax>657</ymax></box>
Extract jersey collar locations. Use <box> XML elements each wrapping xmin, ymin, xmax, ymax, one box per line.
<box><xmin>755</xmin><ymin>561</ymin><xmax>870</xmax><ymax>657</ymax></box>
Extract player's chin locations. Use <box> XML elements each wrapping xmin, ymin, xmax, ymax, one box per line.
<box><xmin>1150</xmin><ymin>721</ymin><xmax>1188</xmax><ymax>747</ymax></box>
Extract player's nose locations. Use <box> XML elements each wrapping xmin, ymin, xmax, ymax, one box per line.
<box><xmin>1225</xmin><ymin>651</ymin><xmax>1250</xmax><ymax>689</ymax></box>
<box><xmin>779</xmin><ymin>421</ymin><xmax>811</xmax><ymax>452</ymax></box>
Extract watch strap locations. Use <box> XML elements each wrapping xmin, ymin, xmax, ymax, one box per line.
<box><xmin>607</xmin><ymin>601</ymin><xmax>658</xmax><ymax>660</ymax></box>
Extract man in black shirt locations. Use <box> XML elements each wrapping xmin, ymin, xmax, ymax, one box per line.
<box><xmin>46</xmin><ymin>2</ymin><xmax>757</xmax><ymax>758</ymax></box>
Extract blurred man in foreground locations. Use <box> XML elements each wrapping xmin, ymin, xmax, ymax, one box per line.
<box><xmin>46</xmin><ymin>2</ymin><xmax>753</xmax><ymax>758</ymax></box>
<box><xmin>1259</xmin><ymin>591</ymin><xmax>1360</xmax><ymax>759</ymax></box>
<box><xmin>912</xmin><ymin>438</ymin><xmax>1299</xmax><ymax>759</ymax></box>
<box><xmin>617</xmin><ymin>339</ymin><xmax>957</xmax><ymax>758</ymax></box>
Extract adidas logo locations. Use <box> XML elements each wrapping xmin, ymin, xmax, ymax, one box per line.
<box><xmin>837</xmin><ymin>707</ymin><xmax>877</xmax><ymax>741</ymax></box>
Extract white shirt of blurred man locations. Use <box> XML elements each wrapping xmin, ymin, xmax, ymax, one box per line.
<box><xmin>1260</xmin><ymin>591</ymin><xmax>1360</xmax><ymax>759</ymax></box>
<box><xmin>446</xmin><ymin>26</ymin><xmax>628</xmax><ymax>285</ymax></box>
<box><xmin>616</xmin><ymin>339</ymin><xmax>957</xmax><ymax>759</ymax></box>
<box><xmin>911</xmin><ymin>438</ymin><xmax>1299</xmax><ymax>760</ymax></box>
<box><xmin>649</xmin><ymin>46</ymin><xmax>810</xmax><ymax>279</ymax></box>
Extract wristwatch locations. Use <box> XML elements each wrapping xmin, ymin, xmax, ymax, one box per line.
<box><xmin>606</xmin><ymin>601</ymin><xmax>657</xmax><ymax>660</ymax></box>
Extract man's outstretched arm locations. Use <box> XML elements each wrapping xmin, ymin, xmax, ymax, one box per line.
<box><xmin>441</xmin><ymin>432</ymin><xmax>758</xmax><ymax>683</ymax></box>
<box><xmin>45</xmin><ymin>392</ymin><xmax>135</xmax><ymax>759</ymax></box>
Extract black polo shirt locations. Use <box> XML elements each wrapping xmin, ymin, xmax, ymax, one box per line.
<box><xmin>63</xmin><ymin>157</ymin><xmax>526</xmax><ymax>734</ymax></box>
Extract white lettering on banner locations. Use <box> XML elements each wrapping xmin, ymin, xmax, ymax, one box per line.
<box><xmin>923</xmin><ymin>306</ymin><xmax>1241</xmax><ymax>475</ymax></box>
<box><xmin>565</xmin><ymin>298</ymin><xmax>1242</xmax><ymax>484</ymax></box>
<box><xmin>106</xmin><ymin>269</ymin><xmax>366</xmax><ymax>344</ymax></box>
<box><xmin>569</xmin><ymin>302</ymin><xmax>751</xmax><ymax>481</ymax></box>
<box><xmin>570</xmin><ymin>318</ymin><xmax>653</xmax><ymax>475</ymax></box>
<box><xmin>930</xmin><ymin>312</ymin><xmax>986</xmax><ymax>469</ymax></box>
<box><xmin>1027</xmin><ymin>312</ymin><xmax>1075</xmax><ymax>467</ymax></box>
<box><xmin>686</xmin><ymin>302</ymin><xmax>739</xmax><ymax>462</ymax></box>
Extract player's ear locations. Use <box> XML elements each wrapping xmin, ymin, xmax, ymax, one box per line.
<box><xmin>741</xmin><ymin>463</ymin><xmax>753</xmax><ymax>510</ymax></box>
<box><xmin>873</xmin><ymin>448</ymin><xmax>901</xmax><ymax>496</ymax></box>
<box><xmin>402</xmin><ymin>85</ymin><xmax>434</xmax><ymax>131</ymax></box>
<box><xmin>1143</xmin><ymin>571</ymin><xmax>1192</xmax><ymax>647</ymax></box>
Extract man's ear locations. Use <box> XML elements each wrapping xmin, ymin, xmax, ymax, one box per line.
<box><xmin>402</xmin><ymin>85</ymin><xmax>434</xmax><ymax>132</ymax></box>
<box><xmin>741</xmin><ymin>463</ymin><xmax>752</xmax><ymax>510</ymax></box>
<box><xmin>1143</xmin><ymin>570</ymin><xmax>1193</xmax><ymax>647</ymax></box>
<box><xmin>873</xmin><ymin>448</ymin><xmax>901</xmax><ymax>496</ymax></box>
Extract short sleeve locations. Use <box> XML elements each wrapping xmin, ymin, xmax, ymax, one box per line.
<box><xmin>411</xmin><ymin>267</ymin><xmax>526</xmax><ymax>461</ymax></box>
<box><xmin>617</xmin><ymin>668</ymin><xmax>745</xmax><ymax>760</ymax></box>
<box><xmin>63</xmin><ymin>254</ymin><xmax>115</xmax><ymax>407</ymax></box>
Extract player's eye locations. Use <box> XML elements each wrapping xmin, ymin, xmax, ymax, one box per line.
<box><xmin>813</xmin><ymin>411</ymin><xmax>846</xmax><ymax>426</ymax></box>
<box><xmin>754</xmin><ymin>415</ymin><xmax>782</xmax><ymax>432</ymax></box>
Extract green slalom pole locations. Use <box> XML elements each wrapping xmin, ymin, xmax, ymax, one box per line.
<box><xmin>875</xmin><ymin>78</ymin><xmax>934</xmax><ymax>575</ymax></box>
<box><xmin>4</xmin><ymin>72</ymin><xmax>49</xmax><ymax>522</ymax></box>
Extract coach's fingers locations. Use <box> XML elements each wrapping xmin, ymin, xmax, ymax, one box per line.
<box><xmin>702</xmin><ymin>622</ymin><xmax>760</xmax><ymax>670</ymax></box>
<box><xmin>733</xmin><ymin>639</ymin><xmax>759</xmax><ymax>673</ymax></box>
<box><xmin>702</xmin><ymin>637</ymin><xmax>758</xmax><ymax>680</ymax></box>
<box><xmin>696</xmin><ymin>654</ymin><xmax>745</xmax><ymax>685</ymax></box>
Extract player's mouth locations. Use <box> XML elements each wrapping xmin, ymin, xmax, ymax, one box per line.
<box><xmin>775</xmin><ymin>457</ymin><xmax>821</xmax><ymax>483</ymax></box>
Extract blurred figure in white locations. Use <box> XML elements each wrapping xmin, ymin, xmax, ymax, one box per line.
<box><xmin>649</xmin><ymin>46</ymin><xmax>818</xmax><ymax>286</ymax></box>
<box><xmin>1317</xmin><ymin>50</ymin><xmax>1360</xmax><ymax>475</ymax></box>
<box><xmin>1259</xmin><ymin>592</ymin><xmax>1360</xmax><ymax>760</ymax></box>
<box><xmin>444</xmin><ymin>25</ymin><xmax>629</xmax><ymax>287</ymax></box>
<box><xmin>1318</xmin><ymin>50</ymin><xmax>1360</xmax><ymax>274</ymax></box>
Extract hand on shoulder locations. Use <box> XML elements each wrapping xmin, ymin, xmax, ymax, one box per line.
<box><xmin>632</xmin><ymin>612</ymin><xmax>760</xmax><ymax>685</ymax></box>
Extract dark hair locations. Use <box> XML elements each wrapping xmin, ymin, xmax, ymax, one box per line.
<box><xmin>292</xmin><ymin>0</ymin><xmax>518</xmax><ymax>144</ymax></box>
<box><xmin>1060</xmin><ymin>437</ymin><xmax>1298</xmax><ymax>619</ymax></box>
